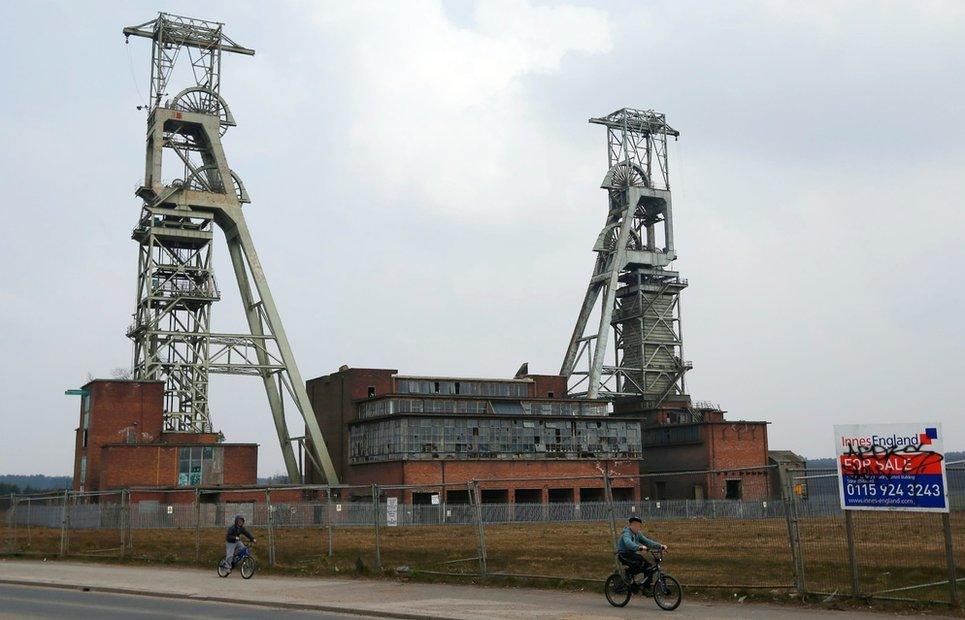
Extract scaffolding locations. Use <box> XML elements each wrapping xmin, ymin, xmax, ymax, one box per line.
<box><xmin>123</xmin><ymin>13</ymin><xmax>337</xmax><ymax>483</ymax></box>
<box><xmin>562</xmin><ymin>108</ymin><xmax>691</xmax><ymax>404</ymax></box>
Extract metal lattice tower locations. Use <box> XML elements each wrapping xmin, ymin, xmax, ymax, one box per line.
<box><xmin>123</xmin><ymin>12</ymin><xmax>338</xmax><ymax>483</ymax></box>
<box><xmin>561</xmin><ymin>108</ymin><xmax>691</xmax><ymax>404</ymax></box>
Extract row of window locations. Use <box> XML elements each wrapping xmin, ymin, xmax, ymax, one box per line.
<box><xmin>350</xmin><ymin>417</ymin><xmax>641</xmax><ymax>463</ymax></box>
<box><xmin>396</xmin><ymin>379</ymin><xmax>530</xmax><ymax>397</ymax></box>
<box><xmin>643</xmin><ymin>425</ymin><xmax>699</xmax><ymax>446</ymax></box>
<box><xmin>358</xmin><ymin>398</ymin><xmax>611</xmax><ymax>420</ymax></box>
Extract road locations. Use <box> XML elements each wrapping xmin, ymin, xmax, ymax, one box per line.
<box><xmin>0</xmin><ymin>583</ymin><xmax>376</xmax><ymax>619</ymax></box>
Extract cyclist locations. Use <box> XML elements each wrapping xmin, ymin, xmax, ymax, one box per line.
<box><xmin>618</xmin><ymin>516</ymin><xmax>667</xmax><ymax>593</ymax></box>
<box><xmin>223</xmin><ymin>513</ymin><xmax>256</xmax><ymax>570</ymax></box>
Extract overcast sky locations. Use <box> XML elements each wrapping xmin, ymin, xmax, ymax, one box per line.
<box><xmin>1</xmin><ymin>1</ymin><xmax>962</xmax><ymax>476</ymax></box>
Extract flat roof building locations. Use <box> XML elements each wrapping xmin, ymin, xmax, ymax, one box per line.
<box><xmin>613</xmin><ymin>400</ymin><xmax>771</xmax><ymax>500</ymax></box>
<box><xmin>305</xmin><ymin>367</ymin><xmax>642</xmax><ymax>504</ymax></box>
<box><xmin>71</xmin><ymin>380</ymin><xmax>258</xmax><ymax>495</ymax></box>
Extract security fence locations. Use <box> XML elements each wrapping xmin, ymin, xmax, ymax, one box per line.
<box><xmin>786</xmin><ymin>465</ymin><xmax>963</xmax><ymax>606</ymax></box>
<box><xmin>3</xmin><ymin>464</ymin><xmax>962</xmax><ymax>606</ymax></box>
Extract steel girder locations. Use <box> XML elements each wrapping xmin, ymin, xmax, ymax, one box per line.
<box><xmin>562</xmin><ymin>108</ymin><xmax>690</xmax><ymax>405</ymax></box>
<box><xmin>125</xmin><ymin>14</ymin><xmax>339</xmax><ymax>484</ymax></box>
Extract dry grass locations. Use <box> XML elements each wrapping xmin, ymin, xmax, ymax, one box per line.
<box><xmin>3</xmin><ymin>512</ymin><xmax>962</xmax><ymax>606</ymax></box>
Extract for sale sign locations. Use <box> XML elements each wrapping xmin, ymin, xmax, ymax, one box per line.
<box><xmin>834</xmin><ymin>423</ymin><xmax>948</xmax><ymax>512</ymax></box>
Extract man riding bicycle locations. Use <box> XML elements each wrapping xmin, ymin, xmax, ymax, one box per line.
<box><xmin>223</xmin><ymin>513</ymin><xmax>256</xmax><ymax>570</ymax></box>
<box><xmin>618</xmin><ymin>516</ymin><xmax>667</xmax><ymax>592</ymax></box>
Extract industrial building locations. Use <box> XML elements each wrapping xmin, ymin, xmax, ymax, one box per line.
<box><xmin>617</xmin><ymin>402</ymin><xmax>771</xmax><ymax>500</ymax></box>
<box><xmin>66</xmin><ymin>12</ymin><xmax>786</xmax><ymax>504</ymax></box>
<box><xmin>304</xmin><ymin>367</ymin><xmax>642</xmax><ymax>503</ymax></box>
<box><xmin>72</xmin><ymin>380</ymin><xmax>257</xmax><ymax>494</ymax></box>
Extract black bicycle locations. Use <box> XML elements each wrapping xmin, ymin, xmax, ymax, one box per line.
<box><xmin>604</xmin><ymin>549</ymin><xmax>682</xmax><ymax>611</ymax></box>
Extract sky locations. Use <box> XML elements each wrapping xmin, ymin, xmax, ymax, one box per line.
<box><xmin>0</xmin><ymin>1</ymin><xmax>962</xmax><ymax>476</ymax></box>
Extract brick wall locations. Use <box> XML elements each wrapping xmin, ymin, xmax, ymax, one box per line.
<box><xmin>345</xmin><ymin>459</ymin><xmax>640</xmax><ymax>502</ymax></box>
<box><xmin>223</xmin><ymin>445</ymin><xmax>258</xmax><ymax>485</ymax></box>
<box><xmin>706</xmin><ymin>421</ymin><xmax>770</xmax><ymax>500</ymax></box>
<box><xmin>636</xmin><ymin>420</ymin><xmax>771</xmax><ymax>500</ymax></box>
<box><xmin>73</xmin><ymin>380</ymin><xmax>165</xmax><ymax>492</ymax></box>
<box><xmin>524</xmin><ymin>374</ymin><xmax>568</xmax><ymax>398</ymax></box>
<box><xmin>305</xmin><ymin>368</ymin><xmax>396</xmax><ymax>484</ymax></box>
<box><xmin>98</xmin><ymin>443</ymin><xmax>258</xmax><ymax>491</ymax></box>
<box><xmin>100</xmin><ymin>444</ymin><xmax>178</xmax><ymax>488</ymax></box>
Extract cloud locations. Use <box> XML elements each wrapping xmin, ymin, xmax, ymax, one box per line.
<box><xmin>308</xmin><ymin>0</ymin><xmax>612</xmax><ymax>221</ymax></box>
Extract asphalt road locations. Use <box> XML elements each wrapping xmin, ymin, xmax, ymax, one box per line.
<box><xmin>0</xmin><ymin>583</ymin><xmax>379</xmax><ymax>619</ymax></box>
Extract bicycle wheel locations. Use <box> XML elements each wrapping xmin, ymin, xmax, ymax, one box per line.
<box><xmin>653</xmin><ymin>574</ymin><xmax>682</xmax><ymax>611</ymax></box>
<box><xmin>217</xmin><ymin>560</ymin><xmax>230</xmax><ymax>578</ymax></box>
<box><xmin>240</xmin><ymin>556</ymin><xmax>256</xmax><ymax>579</ymax></box>
<box><xmin>604</xmin><ymin>573</ymin><xmax>631</xmax><ymax>607</ymax></box>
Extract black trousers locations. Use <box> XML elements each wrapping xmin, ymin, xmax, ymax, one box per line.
<box><xmin>618</xmin><ymin>552</ymin><xmax>654</xmax><ymax>581</ymax></box>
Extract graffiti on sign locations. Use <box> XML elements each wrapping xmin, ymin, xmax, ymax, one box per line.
<box><xmin>834</xmin><ymin>423</ymin><xmax>948</xmax><ymax>512</ymax></box>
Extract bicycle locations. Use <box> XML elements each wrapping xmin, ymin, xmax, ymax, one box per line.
<box><xmin>604</xmin><ymin>549</ymin><xmax>682</xmax><ymax>611</ymax></box>
<box><xmin>217</xmin><ymin>540</ymin><xmax>257</xmax><ymax>579</ymax></box>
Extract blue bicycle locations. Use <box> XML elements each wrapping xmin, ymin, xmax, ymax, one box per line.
<box><xmin>217</xmin><ymin>540</ymin><xmax>257</xmax><ymax>579</ymax></box>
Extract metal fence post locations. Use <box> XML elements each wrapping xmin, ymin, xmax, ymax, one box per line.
<box><xmin>469</xmin><ymin>480</ymin><xmax>487</xmax><ymax>575</ymax></box>
<box><xmin>5</xmin><ymin>495</ymin><xmax>16</xmax><ymax>553</ymax></box>
<box><xmin>58</xmin><ymin>489</ymin><xmax>69</xmax><ymax>557</ymax></box>
<box><xmin>602</xmin><ymin>469</ymin><xmax>620</xmax><ymax>573</ymax></box>
<box><xmin>326</xmin><ymin>487</ymin><xmax>334</xmax><ymax>558</ymax></box>
<box><xmin>194</xmin><ymin>489</ymin><xmax>201</xmax><ymax>562</ymax></box>
<box><xmin>942</xmin><ymin>513</ymin><xmax>960</xmax><ymax>606</ymax></box>
<box><xmin>126</xmin><ymin>491</ymin><xmax>134</xmax><ymax>554</ymax></box>
<box><xmin>26</xmin><ymin>496</ymin><xmax>31</xmax><ymax>547</ymax></box>
<box><xmin>782</xmin><ymin>471</ymin><xmax>805</xmax><ymax>595</ymax></box>
<box><xmin>371</xmin><ymin>484</ymin><xmax>382</xmax><ymax>571</ymax></box>
<box><xmin>265</xmin><ymin>489</ymin><xmax>275</xmax><ymax>567</ymax></box>
<box><xmin>844</xmin><ymin>510</ymin><xmax>860</xmax><ymax>597</ymax></box>
<box><xmin>118</xmin><ymin>491</ymin><xmax>127</xmax><ymax>557</ymax></box>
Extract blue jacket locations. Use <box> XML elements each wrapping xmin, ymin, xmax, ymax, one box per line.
<box><xmin>618</xmin><ymin>526</ymin><xmax>662</xmax><ymax>554</ymax></box>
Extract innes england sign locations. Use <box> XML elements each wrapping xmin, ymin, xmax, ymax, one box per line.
<box><xmin>834</xmin><ymin>423</ymin><xmax>948</xmax><ymax>512</ymax></box>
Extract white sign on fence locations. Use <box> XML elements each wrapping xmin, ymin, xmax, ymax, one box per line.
<box><xmin>166</xmin><ymin>505</ymin><xmax>173</xmax><ymax>515</ymax></box>
<box><xmin>386</xmin><ymin>496</ymin><xmax>398</xmax><ymax>527</ymax></box>
<box><xmin>430</xmin><ymin>494</ymin><xmax>440</xmax><ymax>505</ymax></box>
<box><xmin>336</xmin><ymin>503</ymin><xmax>342</xmax><ymax>512</ymax></box>
<box><xmin>834</xmin><ymin>422</ymin><xmax>948</xmax><ymax>512</ymax></box>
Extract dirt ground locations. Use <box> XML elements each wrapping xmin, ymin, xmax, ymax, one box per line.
<box><xmin>3</xmin><ymin>512</ymin><xmax>962</xmax><ymax>606</ymax></box>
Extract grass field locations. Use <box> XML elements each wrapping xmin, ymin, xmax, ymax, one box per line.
<box><xmin>3</xmin><ymin>511</ymin><xmax>962</xmax><ymax>606</ymax></box>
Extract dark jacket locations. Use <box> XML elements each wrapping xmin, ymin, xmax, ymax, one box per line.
<box><xmin>226</xmin><ymin>523</ymin><xmax>254</xmax><ymax>543</ymax></box>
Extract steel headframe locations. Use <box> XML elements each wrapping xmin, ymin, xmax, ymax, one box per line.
<box><xmin>123</xmin><ymin>13</ymin><xmax>339</xmax><ymax>484</ymax></box>
<box><xmin>561</xmin><ymin>108</ymin><xmax>691</xmax><ymax>405</ymax></box>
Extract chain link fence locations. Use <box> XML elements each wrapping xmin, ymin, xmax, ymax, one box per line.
<box><xmin>787</xmin><ymin>464</ymin><xmax>963</xmax><ymax>605</ymax></box>
<box><xmin>2</xmin><ymin>464</ymin><xmax>960</xmax><ymax>606</ymax></box>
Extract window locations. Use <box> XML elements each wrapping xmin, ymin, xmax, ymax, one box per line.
<box><xmin>643</xmin><ymin>425</ymin><xmax>699</xmax><ymax>446</ymax></box>
<box><xmin>433</xmin><ymin>381</ymin><xmax>440</xmax><ymax>393</ymax></box>
<box><xmin>178</xmin><ymin>446</ymin><xmax>214</xmax><ymax>486</ymax></box>
<box><xmin>79</xmin><ymin>456</ymin><xmax>87</xmax><ymax>483</ymax></box>
<box><xmin>367</xmin><ymin>386</ymin><xmax>376</xmax><ymax>398</ymax></box>
<box><xmin>82</xmin><ymin>430</ymin><xmax>88</xmax><ymax>448</ymax></box>
<box><xmin>547</xmin><ymin>391</ymin><xmax>554</xmax><ymax>398</ymax></box>
<box><xmin>454</xmin><ymin>382</ymin><xmax>460</xmax><ymax>395</ymax></box>
<box><xmin>725</xmin><ymin>479</ymin><xmax>742</xmax><ymax>500</ymax></box>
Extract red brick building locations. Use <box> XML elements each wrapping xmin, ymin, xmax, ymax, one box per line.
<box><xmin>613</xmin><ymin>398</ymin><xmax>771</xmax><ymax>500</ymax></box>
<box><xmin>305</xmin><ymin>367</ymin><xmax>642</xmax><ymax>503</ymax></box>
<box><xmin>72</xmin><ymin>379</ymin><xmax>257</xmax><ymax>494</ymax></box>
